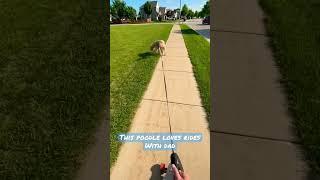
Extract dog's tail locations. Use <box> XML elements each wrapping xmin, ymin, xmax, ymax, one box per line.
<box><xmin>150</xmin><ymin>42</ymin><xmax>156</xmax><ymax>51</ymax></box>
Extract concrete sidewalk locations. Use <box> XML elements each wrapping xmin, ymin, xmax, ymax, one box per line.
<box><xmin>110</xmin><ymin>25</ymin><xmax>210</xmax><ymax>179</ymax></box>
<box><xmin>211</xmin><ymin>0</ymin><xmax>307</xmax><ymax>179</ymax></box>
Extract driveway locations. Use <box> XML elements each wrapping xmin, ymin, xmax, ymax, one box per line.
<box><xmin>184</xmin><ymin>19</ymin><xmax>210</xmax><ymax>41</ymax></box>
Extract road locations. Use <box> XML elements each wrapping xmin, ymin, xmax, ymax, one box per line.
<box><xmin>184</xmin><ymin>19</ymin><xmax>210</xmax><ymax>41</ymax></box>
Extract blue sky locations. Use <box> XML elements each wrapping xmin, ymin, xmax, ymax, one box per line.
<box><xmin>111</xmin><ymin>0</ymin><xmax>207</xmax><ymax>12</ymax></box>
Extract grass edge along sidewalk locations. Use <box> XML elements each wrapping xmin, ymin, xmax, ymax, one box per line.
<box><xmin>110</xmin><ymin>24</ymin><xmax>173</xmax><ymax>166</ymax></box>
<box><xmin>259</xmin><ymin>0</ymin><xmax>320</xmax><ymax>177</ymax></box>
<box><xmin>180</xmin><ymin>24</ymin><xmax>211</xmax><ymax>121</ymax></box>
<box><xmin>0</xmin><ymin>1</ymin><xmax>107</xmax><ymax>179</ymax></box>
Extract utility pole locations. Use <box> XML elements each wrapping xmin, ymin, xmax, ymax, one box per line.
<box><xmin>179</xmin><ymin>0</ymin><xmax>182</xmax><ymax>24</ymax></box>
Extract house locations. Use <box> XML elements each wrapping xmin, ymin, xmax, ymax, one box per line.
<box><xmin>166</xmin><ymin>8</ymin><xmax>180</xmax><ymax>20</ymax></box>
<box><xmin>159</xmin><ymin>7</ymin><xmax>167</xmax><ymax>20</ymax></box>
<box><xmin>139</xmin><ymin>1</ymin><xmax>160</xmax><ymax>21</ymax></box>
<box><xmin>174</xmin><ymin>9</ymin><xmax>180</xmax><ymax>19</ymax></box>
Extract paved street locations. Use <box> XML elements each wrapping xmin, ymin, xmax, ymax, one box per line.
<box><xmin>184</xmin><ymin>19</ymin><xmax>210</xmax><ymax>41</ymax></box>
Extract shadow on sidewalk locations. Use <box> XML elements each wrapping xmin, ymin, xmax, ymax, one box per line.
<box><xmin>149</xmin><ymin>164</ymin><xmax>162</xmax><ymax>180</ymax></box>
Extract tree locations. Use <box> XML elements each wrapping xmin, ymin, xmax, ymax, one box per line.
<box><xmin>200</xmin><ymin>0</ymin><xmax>210</xmax><ymax>17</ymax></box>
<box><xmin>194</xmin><ymin>11</ymin><xmax>199</xmax><ymax>18</ymax></box>
<box><xmin>126</xmin><ymin>6</ymin><xmax>137</xmax><ymax>20</ymax></box>
<box><xmin>198</xmin><ymin>10</ymin><xmax>204</xmax><ymax>18</ymax></box>
<box><xmin>181</xmin><ymin>4</ymin><xmax>189</xmax><ymax>17</ymax></box>
<box><xmin>111</xmin><ymin>0</ymin><xmax>127</xmax><ymax>20</ymax></box>
<box><xmin>143</xmin><ymin>1</ymin><xmax>153</xmax><ymax>19</ymax></box>
<box><xmin>187</xmin><ymin>9</ymin><xmax>194</xmax><ymax>19</ymax></box>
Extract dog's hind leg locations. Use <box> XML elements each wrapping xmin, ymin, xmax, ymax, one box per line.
<box><xmin>159</xmin><ymin>48</ymin><xmax>162</xmax><ymax>56</ymax></box>
<box><xmin>160</xmin><ymin>48</ymin><xmax>165</xmax><ymax>56</ymax></box>
<box><xmin>160</xmin><ymin>47</ymin><xmax>165</xmax><ymax>56</ymax></box>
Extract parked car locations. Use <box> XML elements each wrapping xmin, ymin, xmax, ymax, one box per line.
<box><xmin>202</xmin><ymin>16</ymin><xmax>210</xmax><ymax>25</ymax></box>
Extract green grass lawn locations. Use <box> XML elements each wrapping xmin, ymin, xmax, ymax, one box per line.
<box><xmin>259</xmin><ymin>0</ymin><xmax>320</xmax><ymax>176</ymax></box>
<box><xmin>110</xmin><ymin>24</ymin><xmax>172</xmax><ymax>165</ymax></box>
<box><xmin>180</xmin><ymin>24</ymin><xmax>211</xmax><ymax>121</ymax></box>
<box><xmin>0</xmin><ymin>0</ymin><xmax>107</xmax><ymax>179</ymax></box>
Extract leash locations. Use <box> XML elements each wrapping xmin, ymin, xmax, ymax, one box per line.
<box><xmin>160</xmin><ymin>55</ymin><xmax>175</xmax><ymax>154</ymax></box>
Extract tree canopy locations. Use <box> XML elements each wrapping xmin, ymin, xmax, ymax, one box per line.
<box><xmin>181</xmin><ymin>4</ymin><xmax>188</xmax><ymax>17</ymax></box>
<box><xmin>126</xmin><ymin>6</ymin><xmax>137</xmax><ymax>20</ymax></box>
<box><xmin>111</xmin><ymin>0</ymin><xmax>136</xmax><ymax>20</ymax></box>
<box><xmin>199</xmin><ymin>0</ymin><xmax>210</xmax><ymax>17</ymax></box>
<box><xmin>143</xmin><ymin>1</ymin><xmax>152</xmax><ymax>18</ymax></box>
<box><xmin>180</xmin><ymin>4</ymin><xmax>196</xmax><ymax>19</ymax></box>
<box><xmin>194</xmin><ymin>11</ymin><xmax>199</xmax><ymax>18</ymax></box>
<box><xmin>187</xmin><ymin>9</ymin><xmax>194</xmax><ymax>19</ymax></box>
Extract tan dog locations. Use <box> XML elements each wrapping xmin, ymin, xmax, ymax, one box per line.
<box><xmin>150</xmin><ymin>40</ymin><xmax>166</xmax><ymax>56</ymax></box>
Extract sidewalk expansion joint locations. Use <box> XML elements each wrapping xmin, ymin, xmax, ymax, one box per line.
<box><xmin>163</xmin><ymin>55</ymin><xmax>189</xmax><ymax>58</ymax></box>
<box><xmin>143</xmin><ymin>98</ymin><xmax>203</xmax><ymax>108</ymax></box>
<box><xmin>211</xmin><ymin>28</ymin><xmax>267</xmax><ymax>37</ymax></box>
<box><xmin>212</xmin><ymin>130</ymin><xmax>300</xmax><ymax>145</ymax></box>
<box><xmin>159</xmin><ymin>69</ymin><xmax>193</xmax><ymax>73</ymax></box>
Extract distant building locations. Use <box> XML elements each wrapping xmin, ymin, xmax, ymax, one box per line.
<box><xmin>140</xmin><ymin>1</ymin><xmax>160</xmax><ymax>21</ymax></box>
<box><xmin>159</xmin><ymin>7</ymin><xmax>167</xmax><ymax>20</ymax></box>
<box><xmin>174</xmin><ymin>9</ymin><xmax>181</xmax><ymax>19</ymax></box>
<box><xmin>166</xmin><ymin>8</ymin><xmax>180</xmax><ymax>20</ymax></box>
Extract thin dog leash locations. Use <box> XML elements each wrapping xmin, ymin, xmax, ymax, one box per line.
<box><xmin>160</xmin><ymin>53</ymin><xmax>175</xmax><ymax>154</ymax></box>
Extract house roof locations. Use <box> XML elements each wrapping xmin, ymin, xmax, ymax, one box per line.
<box><xmin>159</xmin><ymin>7</ymin><xmax>166</xmax><ymax>12</ymax></box>
<box><xmin>159</xmin><ymin>7</ymin><xmax>166</xmax><ymax>15</ymax></box>
<box><xmin>150</xmin><ymin>1</ymin><xmax>158</xmax><ymax>6</ymax></box>
<box><xmin>140</xmin><ymin>1</ymin><xmax>158</xmax><ymax>9</ymax></box>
